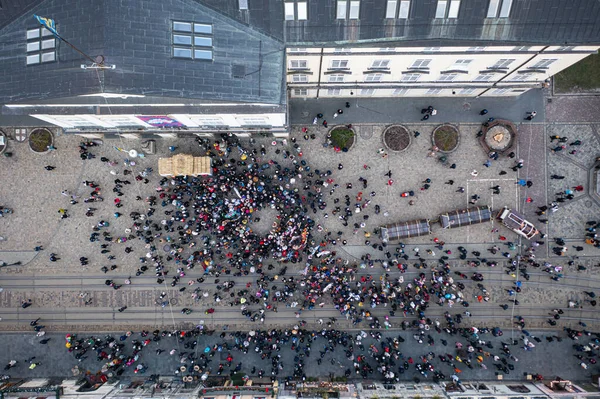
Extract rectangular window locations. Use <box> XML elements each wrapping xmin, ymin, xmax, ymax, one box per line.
<box><xmin>531</xmin><ymin>58</ymin><xmax>557</xmax><ymax>68</ymax></box>
<box><xmin>331</xmin><ymin>59</ymin><xmax>349</xmax><ymax>68</ymax></box>
<box><xmin>513</xmin><ymin>46</ymin><xmax>531</xmax><ymax>51</ymax></box>
<box><xmin>371</xmin><ymin>60</ymin><xmax>390</xmax><ymax>68</ymax></box>
<box><xmin>498</xmin><ymin>0</ymin><xmax>512</xmax><ymax>17</ymax></box>
<box><xmin>393</xmin><ymin>88</ymin><xmax>409</xmax><ymax>95</ymax></box>
<box><xmin>289</xmin><ymin>59</ymin><xmax>308</xmax><ymax>69</ymax></box>
<box><xmin>26</xmin><ymin>27</ymin><xmax>56</xmax><ymax>66</ymax></box>
<box><xmin>297</xmin><ymin>2</ymin><xmax>308</xmax><ymax>20</ymax></box>
<box><xmin>289</xmin><ymin>47</ymin><xmax>307</xmax><ymax>52</ymax></box>
<box><xmin>427</xmin><ymin>88</ymin><xmax>443</xmax><ymax>94</ymax></box>
<box><xmin>285</xmin><ymin>3</ymin><xmax>295</xmax><ymax>20</ymax></box>
<box><xmin>511</xmin><ymin>73</ymin><xmax>532</xmax><ymax>81</ymax></box>
<box><xmin>239</xmin><ymin>0</ymin><xmax>249</xmax><ymax>10</ymax></box>
<box><xmin>386</xmin><ymin>0</ymin><xmax>397</xmax><ymax>18</ymax></box>
<box><xmin>453</xmin><ymin>59</ymin><xmax>472</xmax><ymax>68</ymax></box>
<box><xmin>328</xmin><ymin>88</ymin><xmax>342</xmax><ymax>95</ymax></box>
<box><xmin>493</xmin><ymin>88</ymin><xmax>511</xmax><ymax>94</ymax></box>
<box><xmin>292</xmin><ymin>74</ymin><xmax>308</xmax><ymax>82</ymax></box>
<box><xmin>337</xmin><ymin>1</ymin><xmax>347</xmax><ymax>19</ymax></box>
<box><xmin>379</xmin><ymin>47</ymin><xmax>396</xmax><ymax>52</ymax></box>
<box><xmin>438</xmin><ymin>73</ymin><xmax>458</xmax><ymax>81</ymax></box>
<box><xmin>467</xmin><ymin>46</ymin><xmax>486</xmax><ymax>52</ymax></box>
<box><xmin>240</xmin><ymin>117</ymin><xmax>269</xmax><ymax>125</ymax></box>
<box><xmin>448</xmin><ymin>0</ymin><xmax>460</xmax><ymax>18</ymax></box>
<box><xmin>487</xmin><ymin>0</ymin><xmax>500</xmax><ymax>17</ymax></box>
<box><xmin>365</xmin><ymin>73</ymin><xmax>383</xmax><ymax>82</ymax></box>
<box><xmin>194</xmin><ymin>24</ymin><xmax>213</xmax><ymax>34</ymax></box>
<box><xmin>328</xmin><ymin>74</ymin><xmax>345</xmax><ymax>82</ymax></box>
<box><xmin>491</xmin><ymin>58</ymin><xmax>515</xmax><ymax>68</ymax></box>
<box><xmin>294</xmin><ymin>88</ymin><xmax>308</xmax><ymax>96</ymax></box>
<box><xmin>174</xmin><ymin>35</ymin><xmax>192</xmax><ymax>45</ymax></box>
<box><xmin>401</xmin><ymin>74</ymin><xmax>421</xmax><ymax>82</ymax></box>
<box><xmin>349</xmin><ymin>1</ymin><xmax>360</xmax><ymax>19</ymax></box>
<box><xmin>475</xmin><ymin>74</ymin><xmax>494</xmax><ymax>81</ymax></box>
<box><xmin>410</xmin><ymin>59</ymin><xmax>431</xmax><ymax>68</ymax></box>
<box><xmin>173</xmin><ymin>21</ymin><xmax>213</xmax><ymax>61</ymax></box>
<box><xmin>398</xmin><ymin>0</ymin><xmax>410</xmax><ymax>18</ymax></box>
<box><xmin>435</xmin><ymin>1</ymin><xmax>447</xmax><ymax>18</ymax></box>
<box><xmin>423</xmin><ymin>47</ymin><xmax>440</xmax><ymax>52</ymax></box>
<box><xmin>460</xmin><ymin>88</ymin><xmax>476</xmax><ymax>94</ymax></box>
<box><xmin>173</xmin><ymin>21</ymin><xmax>192</xmax><ymax>32</ymax></box>
<box><xmin>360</xmin><ymin>88</ymin><xmax>376</xmax><ymax>95</ymax></box>
<box><xmin>557</xmin><ymin>46</ymin><xmax>574</xmax><ymax>51</ymax></box>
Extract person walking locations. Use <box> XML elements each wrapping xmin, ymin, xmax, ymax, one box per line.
<box><xmin>44</xmin><ymin>166</ymin><xmax>56</xmax><ymax>171</ymax></box>
<box><xmin>525</xmin><ymin>111</ymin><xmax>537</xmax><ymax>120</ymax></box>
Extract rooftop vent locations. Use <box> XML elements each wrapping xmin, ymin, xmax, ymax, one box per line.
<box><xmin>232</xmin><ymin>64</ymin><xmax>246</xmax><ymax>79</ymax></box>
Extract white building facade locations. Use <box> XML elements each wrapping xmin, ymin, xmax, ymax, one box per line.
<box><xmin>287</xmin><ymin>45</ymin><xmax>599</xmax><ymax>98</ymax></box>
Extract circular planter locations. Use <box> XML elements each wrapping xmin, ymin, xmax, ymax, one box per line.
<box><xmin>382</xmin><ymin>124</ymin><xmax>411</xmax><ymax>153</ymax></box>
<box><xmin>328</xmin><ymin>126</ymin><xmax>356</xmax><ymax>152</ymax></box>
<box><xmin>28</xmin><ymin>128</ymin><xmax>53</xmax><ymax>153</ymax></box>
<box><xmin>480</xmin><ymin>119</ymin><xmax>516</xmax><ymax>154</ymax></box>
<box><xmin>432</xmin><ymin>124</ymin><xmax>460</xmax><ymax>153</ymax></box>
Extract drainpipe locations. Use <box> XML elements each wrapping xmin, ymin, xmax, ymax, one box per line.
<box><xmin>316</xmin><ymin>47</ymin><xmax>324</xmax><ymax>98</ymax></box>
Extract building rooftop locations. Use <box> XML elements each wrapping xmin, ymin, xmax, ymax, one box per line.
<box><xmin>0</xmin><ymin>0</ymin><xmax>285</xmax><ymax>106</ymax></box>
<box><xmin>201</xmin><ymin>0</ymin><xmax>600</xmax><ymax>46</ymax></box>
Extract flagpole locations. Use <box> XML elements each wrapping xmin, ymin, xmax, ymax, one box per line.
<box><xmin>58</xmin><ymin>36</ymin><xmax>98</xmax><ymax>65</ymax></box>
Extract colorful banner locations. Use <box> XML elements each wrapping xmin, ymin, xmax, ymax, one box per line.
<box><xmin>136</xmin><ymin>115</ymin><xmax>183</xmax><ymax>127</ymax></box>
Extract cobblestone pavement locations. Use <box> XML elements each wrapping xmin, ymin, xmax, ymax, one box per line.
<box><xmin>1</xmin><ymin>93</ymin><xmax>600</xmax><ymax>380</ymax></box>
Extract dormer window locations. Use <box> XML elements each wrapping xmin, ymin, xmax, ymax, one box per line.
<box><xmin>172</xmin><ymin>21</ymin><xmax>213</xmax><ymax>60</ymax></box>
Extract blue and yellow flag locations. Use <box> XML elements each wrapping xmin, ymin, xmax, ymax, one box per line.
<box><xmin>33</xmin><ymin>15</ymin><xmax>61</xmax><ymax>39</ymax></box>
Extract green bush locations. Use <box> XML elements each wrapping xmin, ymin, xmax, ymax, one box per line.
<box><xmin>330</xmin><ymin>128</ymin><xmax>355</xmax><ymax>150</ymax></box>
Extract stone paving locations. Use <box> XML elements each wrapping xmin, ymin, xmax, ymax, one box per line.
<box><xmin>1</xmin><ymin>91</ymin><xmax>600</xmax><ymax>338</ymax></box>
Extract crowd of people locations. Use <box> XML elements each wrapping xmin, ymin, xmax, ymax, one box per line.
<box><xmin>8</xmin><ymin>107</ymin><xmax>596</xmax><ymax>381</ymax></box>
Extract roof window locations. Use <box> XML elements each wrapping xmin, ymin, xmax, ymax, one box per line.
<box><xmin>172</xmin><ymin>21</ymin><xmax>213</xmax><ymax>60</ymax></box>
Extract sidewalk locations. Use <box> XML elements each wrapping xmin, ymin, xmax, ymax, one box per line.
<box><xmin>290</xmin><ymin>89</ymin><xmax>545</xmax><ymax>125</ymax></box>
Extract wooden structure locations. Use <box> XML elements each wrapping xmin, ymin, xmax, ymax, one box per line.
<box><xmin>158</xmin><ymin>154</ymin><xmax>212</xmax><ymax>177</ymax></box>
<box><xmin>439</xmin><ymin>206</ymin><xmax>492</xmax><ymax>229</ymax></box>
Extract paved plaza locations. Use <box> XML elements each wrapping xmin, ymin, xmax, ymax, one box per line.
<box><xmin>1</xmin><ymin>91</ymin><xmax>600</xmax><ymax>381</ymax></box>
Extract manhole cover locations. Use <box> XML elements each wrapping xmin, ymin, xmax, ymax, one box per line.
<box><xmin>302</xmin><ymin>111</ymin><xmax>309</xmax><ymax>117</ymax></box>
<box><xmin>360</xmin><ymin>128</ymin><xmax>373</xmax><ymax>140</ymax></box>
<box><xmin>170</xmin><ymin>298</ymin><xmax>178</xmax><ymax>305</ymax></box>
<box><xmin>14</xmin><ymin>128</ymin><xmax>27</xmax><ymax>142</ymax></box>
<box><xmin>585</xmin><ymin>200</ymin><xmax>593</xmax><ymax>208</ymax></box>
<box><xmin>463</xmin><ymin>102</ymin><xmax>471</xmax><ymax>111</ymax></box>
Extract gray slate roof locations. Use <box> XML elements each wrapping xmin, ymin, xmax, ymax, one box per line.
<box><xmin>0</xmin><ymin>0</ymin><xmax>285</xmax><ymax>105</ymax></box>
<box><xmin>201</xmin><ymin>0</ymin><xmax>600</xmax><ymax>45</ymax></box>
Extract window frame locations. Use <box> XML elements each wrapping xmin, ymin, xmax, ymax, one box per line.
<box><xmin>371</xmin><ymin>59</ymin><xmax>390</xmax><ymax>69</ymax></box>
<box><xmin>438</xmin><ymin>73</ymin><xmax>458</xmax><ymax>81</ymax></box>
<box><xmin>172</xmin><ymin>21</ymin><xmax>213</xmax><ymax>61</ymax></box>
<box><xmin>435</xmin><ymin>0</ymin><xmax>460</xmax><ymax>18</ymax></box>
<box><xmin>331</xmin><ymin>59</ymin><xmax>349</xmax><ymax>69</ymax></box>
<box><xmin>386</xmin><ymin>0</ymin><xmax>410</xmax><ymax>18</ymax></box>
<box><xmin>289</xmin><ymin>59</ymin><xmax>308</xmax><ymax>69</ymax></box>
<box><xmin>292</xmin><ymin>74</ymin><xmax>309</xmax><ymax>83</ymax></box>
<box><xmin>393</xmin><ymin>88</ymin><xmax>410</xmax><ymax>95</ymax></box>
<box><xmin>490</xmin><ymin>58</ymin><xmax>515</xmax><ymax>69</ymax></box>
<box><xmin>26</xmin><ymin>26</ymin><xmax>56</xmax><ymax>66</ymax></box>
<box><xmin>328</xmin><ymin>74</ymin><xmax>345</xmax><ymax>83</ymax></box>
<box><xmin>328</xmin><ymin>88</ymin><xmax>342</xmax><ymax>95</ymax></box>
<box><xmin>360</xmin><ymin>88</ymin><xmax>376</xmax><ymax>96</ymax></box>
<box><xmin>285</xmin><ymin>2</ymin><xmax>308</xmax><ymax>21</ymax></box>
<box><xmin>410</xmin><ymin>59</ymin><xmax>431</xmax><ymax>69</ymax></box>
<box><xmin>427</xmin><ymin>88</ymin><xmax>443</xmax><ymax>94</ymax></box>
<box><xmin>293</xmin><ymin>88</ymin><xmax>308</xmax><ymax>96</ymax></box>
<box><xmin>474</xmin><ymin>73</ymin><xmax>494</xmax><ymax>81</ymax></box>
<box><xmin>530</xmin><ymin>58</ymin><xmax>557</xmax><ymax>69</ymax></box>
<box><xmin>401</xmin><ymin>73</ymin><xmax>421</xmax><ymax>82</ymax></box>
<box><xmin>365</xmin><ymin>73</ymin><xmax>383</xmax><ymax>82</ymax></box>
<box><xmin>337</xmin><ymin>0</ymin><xmax>360</xmax><ymax>19</ymax></box>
